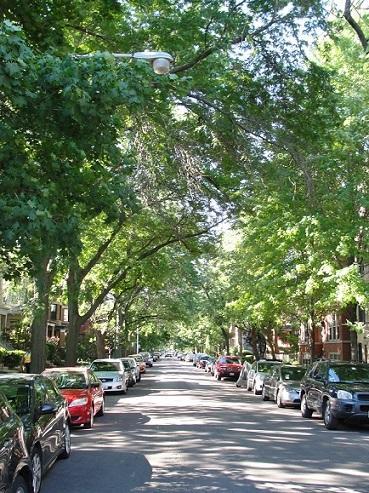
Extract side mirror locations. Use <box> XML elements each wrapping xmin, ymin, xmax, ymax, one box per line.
<box><xmin>40</xmin><ymin>403</ymin><xmax>57</xmax><ymax>415</ymax></box>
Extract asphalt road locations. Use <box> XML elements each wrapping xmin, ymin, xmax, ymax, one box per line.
<box><xmin>42</xmin><ymin>360</ymin><xmax>369</xmax><ymax>493</ymax></box>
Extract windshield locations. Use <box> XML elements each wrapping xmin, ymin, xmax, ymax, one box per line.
<box><xmin>46</xmin><ymin>372</ymin><xmax>87</xmax><ymax>389</ymax></box>
<box><xmin>0</xmin><ymin>382</ymin><xmax>31</xmax><ymax>416</ymax></box>
<box><xmin>220</xmin><ymin>357</ymin><xmax>241</xmax><ymax>364</ymax></box>
<box><xmin>328</xmin><ymin>365</ymin><xmax>369</xmax><ymax>383</ymax></box>
<box><xmin>258</xmin><ymin>362</ymin><xmax>279</xmax><ymax>373</ymax></box>
<box><xmin>122</xmin><ymin>361</ymin><xmax>131</xmax><ymax>370</ymax></box>
<box><xmin>91</xmin><ymin>361</ymin><xmax>121</xmax><ymax>372</ymax></box>
<box><xmin>281</xmin><ymin>367</ymin><xmax>305</xmax><ymax>381</ymax></box>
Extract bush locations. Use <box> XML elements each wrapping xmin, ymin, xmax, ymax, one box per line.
<box><xmin>0</xmin><ymin>348</ymin><xmax>25</xmax><ymax>368</ymax></box>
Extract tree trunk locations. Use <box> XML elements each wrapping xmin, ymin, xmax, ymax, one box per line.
<box><xmin>95</xmin><ymin>330</ymin><xmax>106</xmax><ymax>358</ymax></box>
<box><xmin>265</xmin><ymin>326</ymin><xmax>276</xmax><ymax>359</ymax></box>
<box><xmin>251</xmin><ymin>327</ymin><xmax>260</xmax><ymax>360</ymax></box>
<box><xmin>220</xmin><ymin>326</ymin><xmax>229</xmax><ymax>354</ymax></box>
<box><xmin>30</xmin><ymin>258</ymin><xmax>54</xmax><ymax>373</ymax></box>
<box><xmin>66</xmin><ymin>262</ymin><xmax>82</xmax><ymax>366</ymax></box>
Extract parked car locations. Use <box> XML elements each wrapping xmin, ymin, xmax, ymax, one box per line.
<box><xmin>236</xmin><ymin>361</ymin><xmax>252</xmax><ymax>388</ymax></box>
<box><xmin>300</xmin><ymin>360</ymin><xmax>369</xmax><ymax>430</ymax></box>
<box><xmin>193</xmin><ymin>353</ymin><xmax>206</xmax><ymax>367</ymax></box>
<box><xmin>122</xmin><ymin>357</ymin><xmax>141</xmax><ymax>382</ymax></box>
<box><xmin>0</xmin><ymin>391</ymin><xmax>34</xmax><ymax>493</ymax></box>
<box><xmin>120</xmin><ymin>359</ymin><xmax>136</xmax><ymax>387</ymax></box>
<box><xmin>153</xmin><ymin>352</ymin><xmax>161</xmax><ymax>361</ymax></box>
<box><xmin>128</xmin><ymin>354</ymin><xmax>146</xmax><ymax>374</ymax></box>
<box><xmin>0</xmin><ymin>374</ymin><xmax>71</xmax><ymax>493</ymax></box>
<box><xmin>214</xmin><ymin>356</ymin><xmax>242</xmax><ymax>381</ymax></box>
<box><xmin>140</xmin><ymin>352</ymin><xmax>153</xmax><ymax>367</ymax></box>
<box><xmin>90</xmin><ymin>359</ymin><xmax>127</xmax><ymax>394</ymax></box>
<box><xmin>185</xmin><ymin>353</ymin><xmax>195</xmax><ymax>362</ymax></box>
<box><xmin>262</xmin><ymin>364</ymin><xmax>306</xmax><ymax>407</ymax></box>
<box><xmin>247</xmin><ymin>360</ymin><xmax>282</xmax><ymax>395</ymax></box>
<box><xmin>197</xmin><ymin>355</ymin><xmax>212</xmax><ymax>369</ymax></box>
<box><xmin>42</xmin><ymin>367</ymin><xmax>105</xmax><ymax>428</ymax></box>
<box><xmin>204</xmin><ymin>360</ymin><xmax>214</xmax><ymax>373</ymax></box>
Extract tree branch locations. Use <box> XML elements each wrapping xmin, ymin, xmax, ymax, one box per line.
<box><xmin>344</xmin><ymin>0</ymin><xmax>368</xmax><ymax>52</ymax></box>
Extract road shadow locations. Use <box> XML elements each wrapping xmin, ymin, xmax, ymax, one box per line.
<box><xmin>42</xmin><ymin>450</ymin><xmax>152</xmax><ymax>493</ymax></box>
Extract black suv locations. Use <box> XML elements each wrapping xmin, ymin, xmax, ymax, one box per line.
<box><xmin>300</xmin><ymin>360</ymin><xmax>369</xmax><ymax>429</ymax></box>
<box><xmin>0</xmin><ymin>391</ymin><xmax>33</xmax><ymax>493</ymax></box>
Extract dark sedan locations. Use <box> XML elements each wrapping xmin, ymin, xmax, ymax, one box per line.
<box><xmin>262</xmin><ymin>364</ymin><xmax>306</xmax><ymax>407</ymax></box>
<box><xmin>300</xmin><ymin>361</ymin><xmax>369</xmax><ymax>430</ymax></box>
<box><xmin>0</xmin><ymin>391</ymin><xmax>33</xmax><ymax>493</ymax></box>
<box><xmin>0</xmin><ymin>374</ymin><xmax>71</xmax><ymax>493</ymax></box>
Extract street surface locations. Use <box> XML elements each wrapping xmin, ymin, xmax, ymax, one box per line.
<box><xmin>43</xmin><ymin>360</ymin><xmax>369</xmax><ymax>493</ymax></box>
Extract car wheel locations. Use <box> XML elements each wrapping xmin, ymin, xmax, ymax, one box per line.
<box><xmin>262</xmin><ymin>386</ymin><xmax>269</xmax><ymax>401</ymax></box>
<box><xmin>301</xmin><ymin>394</ymin><xmax>313</xmax><ymax>418</ymax></box>
<box><xmin>11</xmin><ymin>475</ymin><xmax>31</xmax><ymax>493</ymax></box>
<box><xmin>96</xmin><ymin>398</ymin><xmax>105</xmax><ymax>417</ymax></box>
<box><xmin>276</xmin><ymin>391</ymin><xmax>285</xmax><ymax>408</ymax></box>
<box><xmin>323</xmin><ymin>399</ymin><xmax>339</xmax><ymax>430</ymax></box>
<box><xmin>59</xmin><ymin>424</ymin><xmax>71</xmax><ymax>459</ymax></box>
<box><xmin>215</xmin><ymin>373</ymin><xmax>221</xmax><ymax>381</ymax></box>
<box><xmin>84</xmin><ymin>407</ymin><xmax>94</xmax><ymax>428</ymax></box>
<box><xmin>254</xmin><ymin>386</ymin><xmax>261</xmax><ymax>395</ymax></box>
<box><xmin>31</xmin><ymin>448</ymin><xmax>42</xmax><ymax>493</ymax></box>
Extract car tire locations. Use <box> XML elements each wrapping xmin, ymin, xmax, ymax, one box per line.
<box><xmin>254</xmin><ymin>386</ymin><xmax>261</xmax><ymax>395</ymax></box>
<box><xmin>59</xmin><ymin>424</ymin><xmax>71</xmax><ymax>459</ymax></box>
<box><xmin>11</xmin><ymin>475</ymin><xmax>31</xmax><ymax>493</ymax></box>
<box><xmin>301</xmin><ymin>394</ymin><xmax>313</xmax><ymax>418</ymax></box>
<box><xmin>96</xmin><ymin>399</ymin><xmax>105</xmax><ymax>417</ymax></box>
<box><xmin>215</xmin><ymin>373</ymin><xmax>221</xmax><ymax>381</ymax></box>
<box><xmin>84</xmin><ymin>407</ymin><xmax>94</xmax><ymax>429</ymax></box>
<box><xmin>31</xmin><ymin>448</ymin><xmax>42</xmax><ymax>493</ymax></box>
<box><xmin>323</xmin><ymin>399</ymin><xmax>339</xmax><ymax>430</ymax></box>
<box><xmin>276</xmin><ymin>391</ymin><xmax>285</xmax><ymax>408</ymax></box>
<box><xmin>121</xmin><ymin>388</ymin><xmax>127</xmax><ymax>394</ymax></box>
<box><xmin>262</xmin><ymin>387</ymin><xmax>269</xmax><ymax>401</ymax></box>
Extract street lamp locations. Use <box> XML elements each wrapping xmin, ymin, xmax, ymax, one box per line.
<box><xmin>75</xmin><ymin>51</ymin><xmax>174</xmax><ymax>75</ymax></box>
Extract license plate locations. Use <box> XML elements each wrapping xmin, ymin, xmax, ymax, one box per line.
<box><xmin>229</xmin><ymin>372</ymin><xmax>234</xmax><ymax>376</ymax></box>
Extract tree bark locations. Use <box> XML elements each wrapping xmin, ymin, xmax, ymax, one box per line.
<box><xmin>66</xmin><ymin>259</ymin><xmax>83</xmax><ymax>366</ymax></box>
<box><xmin>30</xmin><ymin>257</ymin><xmax>55</xmax><ymax>373</ymax></box>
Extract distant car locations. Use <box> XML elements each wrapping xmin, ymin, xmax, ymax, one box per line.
<box><xmin>122</xmin><ymin>357</ymin><xmax>141</xmax><ymax>383</ymax></box>
<box><xmin>236</xmin><ymin>361</ymin><xmax>252</xmax><ymax>388</ymax></box>
<box><xmin>214</xmin><ymin>356</ymin><xmax>242</xmax><ymax>381</ymax></box>
<box><xmin>300</xmin><ymin>361</ymin><xmax>369</xmax><ymax>430</ymax></box>
<box><xmin>262</xmin><ymin>365</ymin><xmax>306</xmax><ymax>407</ymax></box>
<box><xmin>197</xmin><ymin>355</ymin><xmax>212</xmax><ymax>369</ymax></box>
<box><xmin>140</xmin><ymin>352</ymin><xmax>153</xmax><ymax>367</ymax></box>
<box><xmin>120</xmin><ymin>359</ymin><xmax>137</xmax><ymax>387</ymax></box>
<box><xmin>90</xmin><ymin>359</ymin><xmax>127</xmax><ymax>394</ymax></box>
<box><xmin>128</xmin><ymin>354</ymin><xmax>146</xmax><ymax>374</ymax></box>
<box><xmin>185</xmin><ymin>353</ymin><xmax>195</xmax><ymax>362</ymax></box>
<box><xmin>193</xmin><ymin>353</ymin><xmax>206</xmax><ymax>367</ymax></box>
<box><xmin>247</xmin><ymin>360</ymin><xmax>282</xmax><ymax>395</ymax></box>
<box><xmin>0</xmin><ymin>374</ymin><xmax>71</xmax><ymax>493</ymax></box>
<box><xmin>204</xmin><ymin>358</ymin><xmax>215</xmax><ymax>372</ymax></box>
<box><xmin>0</xmin><ymin>391</ymin><xmax>33</xmax><ymax>493</ymax></box>
<box><xmin>164</xmin><ymin>353</ymin><xmax>173</xmax><ymax>359</ymax></box>
<box><xmin>42</xmin><ymin>367</ymin><xmax>105</xmax><ymax>428</ymax></box>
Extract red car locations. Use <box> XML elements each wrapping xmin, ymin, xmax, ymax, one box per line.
<box><xmin>43</xmin><ymin>367</ymin><xmax>104</xmax><ymax>428</ymax></box>
<box><xmin>214</xmin><ymin>356</ymin><xmax>242</xmax><ymax>381</ymax></box>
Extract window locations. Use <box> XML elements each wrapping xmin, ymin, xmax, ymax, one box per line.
<box><xmin>327</xmin><ymin>313</ymin><xmax>340</xmax><ymax>341</ymax></box>
<box><xmin>50</xmin><ymin>304</ymin><xmax>57</xmax><ymax>321</ymax></box>
<box><xmin>62</xmin><ymin>308</ymin><xmax>68</xmax><ymax>322</ymax></box>
<box><xmin>328</xmin><ymin>352</ymin><xmax>340</xmax><ymax>361</ymax></box>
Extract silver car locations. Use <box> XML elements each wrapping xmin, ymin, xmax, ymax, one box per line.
<box><xmin>90</xmin><ymin>359</ymin><xmax>127</xmax><ymax>394</ymax></box>
<box><xmin>247</xmin><ymin>360</ymin><xmax>282</xmax><ymax>395</ymax></box>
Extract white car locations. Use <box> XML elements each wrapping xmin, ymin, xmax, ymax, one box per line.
<box><xmin>90</xmin><ymin>359</ymin><xmax>127</xmax><ymax>393</ymax></box>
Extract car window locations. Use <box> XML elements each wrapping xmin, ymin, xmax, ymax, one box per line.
<box><xmin>41</xmin><ymin>377</ymin><xmax>60</xmax><ymax>403</ymax></box>
<box><xmin>46</xmin><ymin>371</ymin><xmax>87</xmax><ymax>390</ymax></box>
<box><xmin>0</xmin><ymin>395</ymin><xmax>13</xmax><ymax>422</ymax></box>
<box><xmin>328</xmin><ymin>364</ymin><xmax>369</xmax><ymax>383</ymax></box>
<box><xmin>281</xmin><ymin>367</ymin><xmax>305</xmax><ymax>381</ymax></box>
<box><xmin>0</xmin><ymin>381</ymin><xmax>31</xmax><ymax>416</ymax></box>
<box><xmin>91</xmin><ymin>361</ymin><xmax>121</xmax><ymax>372</ymax></box>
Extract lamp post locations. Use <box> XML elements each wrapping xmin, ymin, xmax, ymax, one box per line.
<box><xmin>75</xmin><ymin>51</ymin><xmax>174</xmax><ymax>75</ymax></box>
